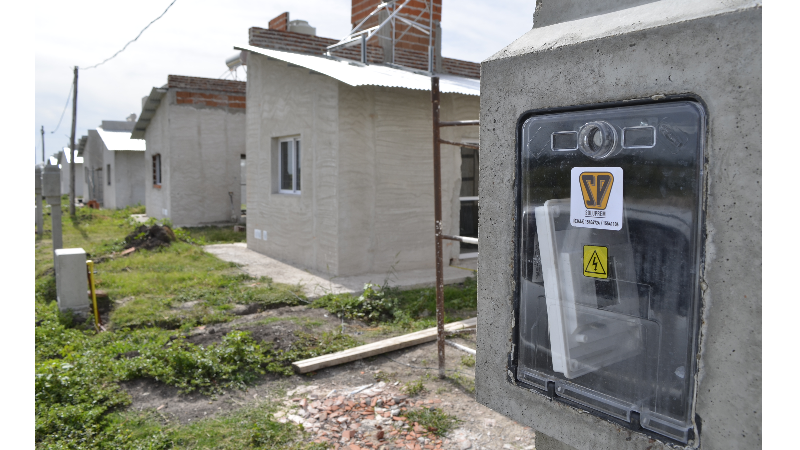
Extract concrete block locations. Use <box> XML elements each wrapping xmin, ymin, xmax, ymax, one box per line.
<box><xmin>35</xmin><ymin>165</ymin><xmax>42</xmax><ymax>193</ymax></box>
<box><xmin>476</xmin><ymin>1</ymin><xmax>761</xmax><ymax>449</ymax></box>
<box><xmin>55</xmin><ymin>248</ymin><xmax>89</xmax><ymax>313</ymax></box>
<box><xmin>42</xmin><ymin>164</ymin><xmax>61</xmax><ymax>199</ymax></box>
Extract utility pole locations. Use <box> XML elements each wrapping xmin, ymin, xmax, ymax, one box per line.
<box><xmin>41</xmin><ymin>126</ymin><xmax>45</xmax><ymax>164</ymax></box>
<box><xmin>69</xmin><ymin>66</ymin><xmax>78</xmax><ymax>216</ymax></box>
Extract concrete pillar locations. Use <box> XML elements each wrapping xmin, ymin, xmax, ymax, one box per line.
<box><xmin>536</xmin><ymin>432</ymin><xmax>578</xmax><ymax>450</ymax></box>
<box><xmin>42</xmin><ymin>164</ymin><xmax>63</xmax><ymax>254</ymax></box>
<box><xmin>54</xmin><ymin>248</ymin><xmax>89</xmax><ymax>313</ymax></box>
<box><xmin>35</xmin><ymin>165</ymin><xmax>43</xmax><ymax>235</ymax></box>
<box><xmin>475</xmin><ymin>1</ymin><xmax>761</xmax><ymax>449</ymax></box>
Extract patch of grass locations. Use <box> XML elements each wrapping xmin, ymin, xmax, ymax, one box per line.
<box><xmin>402</xmin><ymin>375</ymin><xmax>429</xmax><ymax>397</ymax></box>
<box><xmin>404</xmin><ymin>408</ymin><xmax>462</xmax><ymax>437</ymax></box>
<box><xmin>461</xmin><ymin>354</ymin><xmax>476</xmax><ymax>367</ymax></box>
<box><xmin>246</xmin><ymin>316</ymin><xmax>325</xmax><ymax>329</ymax></box>
<box><xmin>312</xmin><ymin>277</ymin><xmax>477</xmax><ymax>332</ymax></box>
<box><xmin>93</xmin><ymin>402</ymin><xmax>326</xmax><ymax>450</ymax></box>
<box><xmin>178</xmin><ymin>225</ymin><xmax>247</xmax><ymax>245</ymax></box>
<box><xmin>447</xmin><ymin>372</ymin><xmax>476</xmax><ymax>394</ymax></box>
<box><xmin>374</xmin><ymin>371</ymin><xmax>398</xmax><ymax>383</ymax></box>
<box><xmin>34</xmin><ymin>205</ymin><xmax>356</xmax><ymax>448</ymax></box>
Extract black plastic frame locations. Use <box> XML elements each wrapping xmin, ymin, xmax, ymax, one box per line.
<box><xmin>506</xmin><ymin>94</ymin><xmax>709</xmax><ymax>447</ymax></box>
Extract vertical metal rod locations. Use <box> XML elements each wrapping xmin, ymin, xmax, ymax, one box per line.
<box><xmin>87</xmin><ymin>260</ymin><xmax>101</xmax><ymax>331</ymax></box>
<box><xmin>391</xmin><ymin>2</ymin><xmax>395</xmax><ymax>65</ymax></box>
<box><xmin>361</xmin><ymin>34</ymin><xmax>367</xmax><ymax>64</ymax></box>
<box><xmin>41</xmin><ymin>126</ymin><xmax>45</xmax><ymax>164</ymax></box>
<box><xmin>69</xmin><ymin>66</ymin><xmax>78</xmax><ymax>216</ymax></box>
<box><xmin>432</xmin><ymin>76</ymin><xmax>445</xmax><ymax>379</ymax></box>
<box><xmin>428</xmin><ymin>0</ymin><xmax>434</xmax><ymax>73</ymax></box>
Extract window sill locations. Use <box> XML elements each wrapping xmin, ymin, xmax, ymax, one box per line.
<box><xmin>277</xmin><ymin>190</ymin><xmax>301</xmax><ymax>195</ymax></box>
<box><xmin>153</xmin><ymin>184</ymin><xmax>162</xmax><ymax>189</ymax></box>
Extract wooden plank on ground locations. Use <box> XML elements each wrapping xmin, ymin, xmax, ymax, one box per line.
<box><xmin>292</xmin><ymin>317</ymin><xmax>477</xmax><ymax>374</ymax></box>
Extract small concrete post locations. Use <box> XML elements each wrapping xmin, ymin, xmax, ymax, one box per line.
<box><xmin>35</xmin><ymin>165</ymin><xmax>43</xmax><ymax>235</ymax></box>
<box><xmin>42</xmin><ymin>164</ymin><xmax>63</xmax><ymax>253</ymax></box>
<box><xmin>54</xmin><ymin>248</ymin><xmax>89</xmax><ymax>314</ymax></box>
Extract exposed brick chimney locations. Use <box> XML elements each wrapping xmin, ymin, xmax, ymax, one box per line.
<box><xmin>269</xmin><ymin>12</ymin><xmax>289</xmax><ymax>31</ymax></box>
<box><xmin>351</xmin><ymin>0</ymin><xmax>442</xmax><ymax>71</ymax></box>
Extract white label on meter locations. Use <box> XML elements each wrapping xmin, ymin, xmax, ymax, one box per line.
<box><xmin>570</xmin><ymin>167</ymin><xmax>623</xmax><ymax>230</ymax></box>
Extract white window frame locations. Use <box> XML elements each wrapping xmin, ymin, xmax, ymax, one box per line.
<box><xmin>278</xmin><ymin>137</ymin><xmax>301</xmax><ymax>194</ymax></box>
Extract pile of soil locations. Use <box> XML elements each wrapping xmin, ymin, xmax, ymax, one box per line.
<box><xmin>124</xmin><ymin>224</ymin><xmax>176</xmax><ymax>250</ymax></box>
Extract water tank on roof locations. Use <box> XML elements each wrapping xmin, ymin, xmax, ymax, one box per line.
<box><xmin>288</xmin><ymin>20</ymin><xmax>316</xmax><ymax>36</ymax></box>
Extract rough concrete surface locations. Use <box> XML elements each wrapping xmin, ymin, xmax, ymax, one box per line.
<box><xmin>476</xmin><ymin>1</ymin><xmax>761</xmax><ymax>450</ymax></box>
<box><xmin>205</xmin><ymin>243</ymin><xmax>476</xmax><ymax>299</ymax></box>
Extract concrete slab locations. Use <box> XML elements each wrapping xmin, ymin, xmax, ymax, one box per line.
<box><xmin>204</xmin><ymin>243</ymin><xmax>476</xmax><ymax>298</ymax></box>
<box><xmin>55</xmin><ymin>248</ymin><xmax>89</xmax><ymax>313</ymax></box>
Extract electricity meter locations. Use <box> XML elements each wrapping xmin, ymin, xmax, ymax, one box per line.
<box><xmin>512</xmin><ymin>101</ymin><xmax>705</xmax><ymax>444</ymax></box>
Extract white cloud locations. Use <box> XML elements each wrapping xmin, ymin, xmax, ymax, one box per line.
<box><xmin>35</xmin><ymin>0</ymin><xmax>534</xmax><ymax>164</ymax></box>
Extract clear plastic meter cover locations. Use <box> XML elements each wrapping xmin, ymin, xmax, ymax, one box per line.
<box><xmin>514</xmin><ymin>101</ymin><xmax>705</xmax><ymax>443</ymax></box>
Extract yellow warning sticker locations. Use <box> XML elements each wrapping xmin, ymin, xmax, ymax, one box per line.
<box><xmin>583</xmin><ymin>245</ymin><xmax>608</xmax><ymax>279</ymax></box>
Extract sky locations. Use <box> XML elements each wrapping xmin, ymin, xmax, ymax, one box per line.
<box><xmin>34</xmin><ymin>0</ymin><xmax>536</xmax><ymax>165</ymax></box>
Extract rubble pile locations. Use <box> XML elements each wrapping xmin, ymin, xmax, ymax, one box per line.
<box><xmin>123</xmin><ymin>224</ymin><xmax>176</xmax><ymax>250</ymax></box>
<box><xmin>279</xmin><ymin>383</ymin><xmax>448</xmax><ymax>450</ymax></box>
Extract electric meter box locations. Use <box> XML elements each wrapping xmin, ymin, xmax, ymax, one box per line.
<box><xmin>511</xmin><ymin>101</ymin><xmax>705</xmax><ymax>444</ymax></box>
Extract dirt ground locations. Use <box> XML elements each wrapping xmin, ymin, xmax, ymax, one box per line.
<box><xmin>121</xmin><ymin>305</ymin><xmax>537</xmax><ymax>450</ymax></box>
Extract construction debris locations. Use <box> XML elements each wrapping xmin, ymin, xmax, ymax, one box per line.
<box><xmin>280</xmin><ymin>382</ymin><xmax>450</xmax><ymax>450</ymax></box>
<box><xmin>292</xmin><ymin>318</ymin><xmax>477</xmax><ymax>374</ymax></box>
<box><xmin>123</xmin><ymin>224</ymin><xmax>176</xmax><ymax>250</ymax></box>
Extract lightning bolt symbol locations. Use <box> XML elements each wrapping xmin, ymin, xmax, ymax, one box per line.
<box><xmin>592</xmin><ymin>258</ymin><xmax>598</xmax><ymax>271</ymax></box>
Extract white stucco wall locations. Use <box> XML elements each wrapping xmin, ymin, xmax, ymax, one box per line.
<box><xmin>246</xmin><ymin>53</ymin><xmax>479</xmax><ymax>277</ymax></box>
<box><xmin>103</xmin><ymin>149</ymin><xmax>145</xmax><ymax>209</ymax></box>
<box><xmin>143</xmin><ymin>90</ymin><xmax>246</xmax><ymax>226</ymax></box>
<box><xmin>246</xmin><ymin>55</ymin><xmax>340</xmax><ymax>274</ymax></box>
<box><xmin>144</xmin><ymin>100</ymin><xmax>171</xmax><ymax>221</ymax></box>
<box><xmin>60</xmin><ymin>161</ymin><xmax>83</xmax><ymax>197</ymax></box>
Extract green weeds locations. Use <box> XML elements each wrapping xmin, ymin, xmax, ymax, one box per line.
<box><xmin>404</xmin><ymin>408</ymin><xmax>462</xmax><ymax>437</ymax></box>
<box><xmin>460</xmin><ymin>354</ymin><xmax>476</xmax><ymax>368</ymax></box>
<box><xmin>311</xmin><ymin>278</ymin><xmax>477</xmax><ymax>332</ymax></box>
<box><xmin>402</xmin><ymin>375</ymin><xmax>429</xmax><ymax>396</ymax></box>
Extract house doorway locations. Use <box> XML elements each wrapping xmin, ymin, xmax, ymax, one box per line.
<box><xmin>459</xmin><ymin>146</ymin><xmax>479</xmax><ymax>258</ymax></box>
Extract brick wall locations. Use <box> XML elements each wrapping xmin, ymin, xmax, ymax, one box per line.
<box><xmin>249</xmin><ymin>27</ymin><xmax>385</xmax><ymax>64</ymax></box>
<box><xmin>250</xmin><ymin>1</ymin><xmax>480</xmax><ymax>79</ymax></box>
<box><xmin>269</xmin><ymin>12</ymin><xmax>289</xmax><ymax>31</ymax></box>
<box><xmin>442</xmin><ymin>58</ymin><xmax>480</xmax><ymax>79</ymax></box>
<box><xmin>167</xmin><ymin>75</ymin><xmax>246</xmax><ymax>110</ymax></box>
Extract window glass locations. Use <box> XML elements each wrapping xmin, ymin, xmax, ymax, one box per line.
<box><xmin>295</xmin><ymin>140</ymin><xmax>301</xmax><ymax>192</ymax></box>
<box><xmin>280</xmin><ymin>141</ymin><xmax>292</xmax><ymax>191</ymax></box>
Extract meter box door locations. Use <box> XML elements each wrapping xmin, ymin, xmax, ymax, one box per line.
<box><xmin>513</xmin><ymin>101</ymin><xmax>705</xmax><ymax>444</ymax></box>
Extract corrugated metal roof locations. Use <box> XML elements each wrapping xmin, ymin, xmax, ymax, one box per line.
<box><xmin>235</xmin><ymin>45</ymin><xmax>480</xmax><ymax>96</ymax></box>
<box><xmin>97</xmin><ymin>127</ymin><xmax>146</xmax><ymax>151</ymax></box>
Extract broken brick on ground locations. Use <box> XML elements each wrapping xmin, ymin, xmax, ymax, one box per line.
<box><xmin>278</xmin><ymin>382</ymin><xmax>449</xmax><ymax>450</ymax></box>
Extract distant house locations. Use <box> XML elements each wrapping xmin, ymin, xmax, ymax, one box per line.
<box><xmin>82</xmin><ymin>118</ymin><xmax>147</xmax><ymax>209</ymax></box>
<box><xmin>55</xmin><ymin>147</ymin><xmax>84</xmax><ymax>197</ymax></box>
<box><xmin>132</xmin><ymin>76</ymin><xmax>246</xmax><ymax>227</ymax></box>
<box><xmin>237</xmin><ymin>2</ymin><xmax>481</xmax><ymax>277</ymax></box>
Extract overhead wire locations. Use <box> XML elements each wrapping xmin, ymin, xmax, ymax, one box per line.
<box><xmin>80</xmin><ymin>0</ymin><xmax>177</xmax><ymax>70</ymax></box>
<box><xmin>49</xmin><ymin>84</ymin><xmax>73</xmax><ymax>134</ymax></box>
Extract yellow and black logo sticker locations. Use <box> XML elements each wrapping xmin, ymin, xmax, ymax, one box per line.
<box><xmin>583</xmin><ymin>245</ymin><xmax>608</xmax><ymax>279</ymax></box>
<box><xmin>579</xmin><ymin>172</ymin><xmax>614</xmax><ymax>210</ymax></box>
